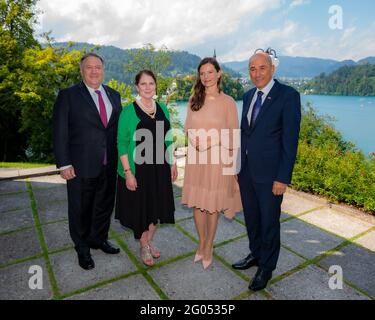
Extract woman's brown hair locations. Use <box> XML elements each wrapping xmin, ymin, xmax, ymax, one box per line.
<box><xmin>190</xmin><ymin>57</ymin><xmax>222</xmax><ymax>111</ymax></box>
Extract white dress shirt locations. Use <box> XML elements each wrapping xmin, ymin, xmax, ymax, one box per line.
<box><xmin>84</xmin><ymin>83</ymin><xmax>113</xmax><ymax>120</ymax></box>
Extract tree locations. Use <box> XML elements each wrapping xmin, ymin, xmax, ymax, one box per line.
<box><xmin>221</xmin><ymin>73</ymin><xmax>244</xmax><ymax>100</ymax></box>
<box><xmin>300</xmin><ymin>64</ymin><xmax>375</xmax><ymax>96</ymax></box>
<box><xmin>0</xmin><ymin>0</ymin><xmax>39</xmax><ymax>161</ymax></box>
<box><xmin>124</xmin><ymin>43</ymin><xmax>171</xmax><ymax>77</ymax></box>
<box><xmin>107</xmin><ymin>79</ymin><xmax>133</xmax><ymax>105</ymax></box>
<box><xmin>16</xmin><ymin>45</ymin><xmax>82</xmax><ymax>162</ymax></box>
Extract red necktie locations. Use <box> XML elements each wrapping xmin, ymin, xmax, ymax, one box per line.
<box><xmin>95</xmin><ymin>90</ymin><xmax>108</xmax><ymax>127</ymax></box>
<box><xmin>95</xmin><ymin>90</ymin><xmax>108</xmax><ymax>165</ymax></box>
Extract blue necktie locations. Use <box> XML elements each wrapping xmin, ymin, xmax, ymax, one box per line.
<box><xmin>250</xmin><ymin>91</ymin><xmax>264</xmax><ymax>128</ymax></box>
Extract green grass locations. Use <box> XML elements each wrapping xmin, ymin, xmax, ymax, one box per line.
<box><xmin>0</xmin><ymin>162</ymin><xmax>52</xmax><ymax>168</ymax></box>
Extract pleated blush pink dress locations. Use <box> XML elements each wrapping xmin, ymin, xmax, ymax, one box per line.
<box><xmin>181</xmin><ymin>92</ymin><xmax>242</xmax><ymax>218</ymax></box>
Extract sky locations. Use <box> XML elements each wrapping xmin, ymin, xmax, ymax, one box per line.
<box><xmin>36</xmin><ymin>0</ymin><xmax>375</xmax><ymax>62</ymax></box>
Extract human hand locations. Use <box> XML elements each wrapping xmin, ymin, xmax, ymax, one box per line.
<box><xmin>272</xmin><ymin>181</ymin><xmax>287</xmax><ymax>196</ymax></box>
<box><xmin>125</xmin><ymin>172</ymin><xmax>138</xmax><ymax>191</ymax></box>
<box><xmin>171</xmin><ymin>164</ymin><xmax>178</xmax><ymax>182</ymax></box>
<box><xmin>195</xmin><ymin>137</ymin><xmax>200</xmax><ymax>151</ymax></box>
<box><xmin>60</xmin><ymin>167</ymin><xmax>76</xmax><ymax>180</ymax></box>
<box><xmin>195</xmin><ymin>139</ymin><xmax>210</xmax><ymax>151</ymax></box>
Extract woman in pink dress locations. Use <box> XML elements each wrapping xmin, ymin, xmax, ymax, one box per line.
<box><xmin>181</xmin><ymin>57</ymin><xmax>242</xmax><ymax>269</ymax></box>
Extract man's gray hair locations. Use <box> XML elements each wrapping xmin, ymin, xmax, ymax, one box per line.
<box><xmin>248</xmin><ymin>53</ymin><xmax>273</xmax><ymax>67</ymax></box>
<box><xmin>80</xmin><ymin>52</ymin><xmax>105</xmax><ymax>67</ymax></box>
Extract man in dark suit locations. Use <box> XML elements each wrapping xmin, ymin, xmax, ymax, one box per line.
<box><xmin>232</xmin><ymin>52</ymin><xmax>301</xmax><ymax>290</ymax></box>
<box><xmin>53</xmin><ymin>53</ymin><xmax>122</xmax><ymax>270</ymax></box>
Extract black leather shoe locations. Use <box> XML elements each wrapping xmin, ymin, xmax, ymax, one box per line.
<box><xmin>78</xmin><ymin>253</ymin><xmax>95</xmax><ymax>270</ymax></box>
<box><xmin>91</xmin><ymin>240</ymin><xmax>120</xmax><ymax>254</ymax></box>
<box><xmin>232</xmin><ymin>253</ymin><xmax>259</xmax><ymax>270</ymax></box>
<box><xmin>249</xmin><ymin>268</ymin><xmax>272</xmax><ymax>291</ymax></box>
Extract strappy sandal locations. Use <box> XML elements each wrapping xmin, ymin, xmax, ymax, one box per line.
<box><xmin>148</xmin><ymin>241</ymin><xmax>161</xmax><ymax>258</ymax></box>
<box><xmin>140</xmin><ymin>245</ymin><xmax>154</xmax><ymax>266</ymax></box>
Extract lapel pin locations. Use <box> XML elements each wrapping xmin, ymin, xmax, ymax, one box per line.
<box><xmin>267</xmin><ymin>97</ymin><xmax>272</xmax><ymax>100</ymax></box>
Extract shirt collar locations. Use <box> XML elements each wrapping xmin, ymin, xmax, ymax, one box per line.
<box><xmin>256</xmin><ymin>79</ymin><xmax>275</xmax><ymax>97</ymax></box>
<box><xmin>84</xmin><ymin>82</ymin><xmax>104</xmax><ymax>95</ymax></box>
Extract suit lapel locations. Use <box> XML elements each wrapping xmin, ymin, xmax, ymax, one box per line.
<box><xmin>250</xmin><ymin>80</ymin><xmax>281</xmax><ymax>131</ymax></box>
<box><xmin>241</xmin><ymin>88</ymin><xmax>256</xmax><ymax>132</ymax></box>
<box><xmin>78</xmin><ymin>81</ymin><xmax>102</xmax><ymax>120</ymax></box>
<box><xmin>242</xmin><ymin>88</ymin><xmax>256</xmax><ymax>121</ymax></box>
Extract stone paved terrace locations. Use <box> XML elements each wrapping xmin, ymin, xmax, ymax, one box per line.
<box><xmin>0</xmin><ymin>163</ymin><xmax>374</xmax><ymax>300</ymax></box>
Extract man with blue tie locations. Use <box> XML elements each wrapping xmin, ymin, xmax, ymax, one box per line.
<box><xmin>232</xmin><ymin>51</ymin><xmax>301</xmax><ymax>291</ymax></box>
<box><xmin>53</xmin><ymin>53</ymin><xmax>122</xmax><ymax>270</ymax></box>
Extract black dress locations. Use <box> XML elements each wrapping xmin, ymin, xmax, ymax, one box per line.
<box><xmin>115</xmin><ymin>102</ymin><xmax>175</xmax><ymax>239</ymax></box>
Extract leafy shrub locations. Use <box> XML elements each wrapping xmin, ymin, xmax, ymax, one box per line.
<box><xmin>292</xmin><ymin>104</ymin><xmax>375</xmax><ymax>213</ymax></box>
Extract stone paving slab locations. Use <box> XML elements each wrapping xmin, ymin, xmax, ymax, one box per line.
<box><xmin>50</xmin><ymin>248</ymin><xmax>137</xmax><ymax>295</ymax></box>
<box><xmin>0</xmin><ymin>166</ymin><xmax>58</xmax><ymax>180</ymax></box>
<box><xmin>28</xmin><ymin>175</ymin><xmax>66</xmax><ymax>189</ymax></box>
<box><xmin>0</xmin><ymin>208</ymin><xmax>34</xmax><ymax>233</ymax></box>
<box><xmin>1</xmin><ymin>173</ymin><xmax>375</xmax><ymax>301</ymax></box>
<box><xmin>318</xmin><ymin>243</ymin><xmax>375</xmax><ymax>298</ymax></box>
<box><xmin>178</xmin><ymin>215</ymin><xmax>246</xmax><ymax>245</ymax></box>
<box><xmin>33</xmin><ymin>186</ymin><xmax>67</xmax><ymax>206</ymax></box>
<box><xmin>37</xmin><ymin>201</ymin><xmax>68</xmax><ymax>223</ymax></box>
<box><xmin>123</xmin><ymin>225</ymin><xmax>197</xmax><ymax>265</ymax></box>
<box><xmin>281</xmin><ymin>218</ymin><xmax>344</xmax><ymax>259</ymax></box>
<box><xmin>234</xmin><ymin>212</ymin><xmax>245</xmax><ymax>224</ymax></box>
<box><xmin>0</xmin><ymin>192</ymin><xmax>31</xmax><ymax>213</ymax></box>
<box><xmin>245</xmin><ymin>292</ymin><xmax>270</xmax><ymax>300</ymax></box>
<box><xmin>215</xmin><ymin>237</ymin><xmax>306</xmax><ymax>279</ymax></box>
<box><xmin>0</xmin><ymin>258</ymin><xmax>52</xmax><ymax>300</ymax></box>
<box><xmin>42</xmin><ymin>219</ymin><xmax>116</xmax><ymax>252</ymax></box>
<box><xmin>174</xmin><ymin>199</ymin><xmax>194</xmax><ymax>221</ymax></box>
<box><xmin>148</xmin><ymin>256</ymin><xmax>247</xmax><ymax>300</ymax></box>
<box><xmin>0</xmin><ymin>180</ymin><xmax>27</xmax><ymax>194</ymax></box>
<box><xmin>42</xmin><ymin>221</ymin><xmax>72</xmax><ymax>252</ymax></box>
<box><xmin>281</xmin><ymin>192</ymin><xmax>322</xmax><ymax>216</ymax></box>
<box><xmin>110</xmin><ymin>218</ymin><xmax>131</xmax><ymax>235</ymax></box>
<box><xmin>0</xmin><ymin>229</ymin><xmax>41</xmax><ymax>266</ymax></box>
<box><xmin>299</xmin><ymin>208</ymin><xmax>373</xmax><ymax>239</ymax></box>
<box><xmin>280</xmin><ymin>212</ymin><xmax>291</xmax><ymax>221</ymax></box>
<box><xmin>173</xmin><ymin>183</ymin><xmax>182</xmax><ymax>196</ymax></box>
<box><xmin>267</xmin><ymin>265</ymin><xmax>369</xmax><ymax>300</ymax></box>
<box><xmin>234</xmin><ymin>211</ymin><xmax>290</xmax><ymax>224</ymax></box>
<box><xmin>66</xmin><ymin>274</ymin><xmax>160</xmax><ymax>300</ymax></box>
<box><xmin>354</xmin><ymin>230</ymin><xmax>375</xmax><ymax>252</ymax></box>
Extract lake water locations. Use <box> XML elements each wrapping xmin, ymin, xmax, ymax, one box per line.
<box><xmin>174</xmin><ymin>95</ymin><xmax>375</xmax><ymax>156</ymax></box>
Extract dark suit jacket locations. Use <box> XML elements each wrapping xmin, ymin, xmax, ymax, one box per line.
<box><xmin>53</xmin><ymin>81</ymin><xmax>122</xmax><ymax>178</ymax></box>
<box><xmin>240</xmin><ymin>79</ymin><xmax>301</xmax><ymax>184</ymax></box>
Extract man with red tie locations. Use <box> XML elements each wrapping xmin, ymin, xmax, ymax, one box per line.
<box><xmin>53</xmin><ymin>53</ymin><xmax>122</xmax><ymax>270</ymax></box>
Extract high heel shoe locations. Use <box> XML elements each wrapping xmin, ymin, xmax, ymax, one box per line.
<box><xmin>202</xmin><ymin>257</ymin><xmax>213</xmax><ymax>269</ymax></box>
<box><xmin>202</xmin><ymin>249</ymin><xmax>213</xmax><ymax>269</ymax></box>
<box><xmin>140</xmin><ymin>245</ymin><xmax>154</xmax><ymax>267</ymax></box>
<box><xmin>148</xmin><ymin>241</ymin><xmax>161</xmax><ymax>259</ymax></box>
<box><xmin>194</xmin><ymin>252</ymin><xmax>203</xmax><ymax>263</ymax></box>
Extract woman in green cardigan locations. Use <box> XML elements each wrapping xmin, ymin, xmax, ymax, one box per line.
<box><xmin>115</xmin><ymin>70</ymin><xmax>178</xmax><ymax>267</ymax></box>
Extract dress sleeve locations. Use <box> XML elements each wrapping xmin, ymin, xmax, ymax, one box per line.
<box><xmin>117</xmin><ymin>108</ymin><xmax>130</xmax><ymax>157</ymax></box>
<box><xmin>185</xmin><ymin>101</ymin><xmax>198</xmax><ymax>149</ymax></box>
<box><xmin>222</xmin><ymin>98</ymin><xmax>240</xmax><ymax>150</ymax></box>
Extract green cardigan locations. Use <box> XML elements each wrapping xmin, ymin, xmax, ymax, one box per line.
<box><xmin>117</xmin><ymin>101</ymin><xmax>174</xmax><ymax>179</ymax></box>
